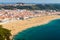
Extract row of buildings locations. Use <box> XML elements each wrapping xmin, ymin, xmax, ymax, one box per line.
<box><xmin>0</xmin><ymin>9</ymin><xmax>60</xmax><ymax>23</ymax></box>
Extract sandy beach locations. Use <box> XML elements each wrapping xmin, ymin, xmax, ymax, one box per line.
<box><xmin>0</xmin><ymin>15</ymin><xmax>60</xmax><ymax>38</ymax></box>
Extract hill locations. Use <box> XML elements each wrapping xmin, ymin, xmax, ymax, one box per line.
<box><xmin>0</xmin><ymin>4</ymin><xmax>60</xmax><ymax>11</ymax></box>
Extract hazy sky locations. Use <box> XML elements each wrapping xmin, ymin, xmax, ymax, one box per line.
<box><xmin>0</xmin><ymin>0</ymin><xmax>60</xmax><ymax>3</ymax></box>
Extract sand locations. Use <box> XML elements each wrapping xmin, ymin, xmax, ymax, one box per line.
<box><xmin>0</xmin><ymin>15</ymin><xmax>60</xmax><ymax>38</ymax></box>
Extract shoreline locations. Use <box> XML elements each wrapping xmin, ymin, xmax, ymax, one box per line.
<box><xmin>0</xmin><ymin>15</ymin><xmax>60</xmax><ymax>39</ymax></box>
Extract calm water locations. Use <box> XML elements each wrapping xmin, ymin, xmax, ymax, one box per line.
<box><xmin>13</xmin><ymin>19</ymin><xmax>60</xmax><ymax>40</ymax></box>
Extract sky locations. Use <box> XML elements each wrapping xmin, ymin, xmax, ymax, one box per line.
<box><xmin>0</xmin><ymin>0</ymin><xmax>60</xmax><ymax>4</ymax></box>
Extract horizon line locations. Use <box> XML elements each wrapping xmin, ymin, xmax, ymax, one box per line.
<box><xmin>0</xmin><ymin>2</ymin><xmax>60</xmax><ymax>4</ymax></box>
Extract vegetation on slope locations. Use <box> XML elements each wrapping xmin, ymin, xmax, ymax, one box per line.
<box><xmin>0</xmin><ymin>25</ymin><xmax>11</xmax><ymax>40</ymax></box>
<box><xmin>0</xmin><ymin>4</ymin><xmax>60</xmax><ymax>10</ymax></box>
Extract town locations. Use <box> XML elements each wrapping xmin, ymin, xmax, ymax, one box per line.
<box><xmin>0</xmin><ymin>9</ymin><xmax>60</xmax><ymax>23</ymax></box>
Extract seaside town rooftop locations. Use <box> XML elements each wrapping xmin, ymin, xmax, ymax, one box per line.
<box><xmin>0</xmin><ymin>9</ymin><xmax>60</xmax><ymax>23</ymax></box>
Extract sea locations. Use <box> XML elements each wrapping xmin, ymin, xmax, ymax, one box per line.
<box><xmin>13</xmin><ymin>19</ymin><xmax>60</xmax><ymax>40</ymax></box>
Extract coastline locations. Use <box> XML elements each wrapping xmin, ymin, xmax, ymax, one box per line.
<box><xmin>0</xmin><ymin>15</ymin><xmax>60</xmax><ymax>39</ymax></box>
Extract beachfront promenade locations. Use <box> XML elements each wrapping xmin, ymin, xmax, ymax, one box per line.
<box><xmin>0</xmin><ymin>9</ymin><xmax>60</xmax><ymax>23</ymax></box>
